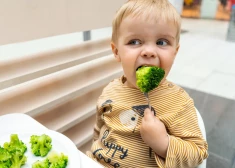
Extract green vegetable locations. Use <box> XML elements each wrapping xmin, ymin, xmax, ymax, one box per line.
<box><xmin>3</xmin><ymin>134</ymin><xmax>27</xmax><ymax>154</ymax></box>
<box><xmin>136</xmin><ymin>66</ymin><xmax>165</xmax><ymax>93</ymax></box>
<box><xmin>2</xmin><ymin>134</ymin><xmax>27</xmax><ymax>168</ymax></box>
<box><xmin>0</xmin><ymin>146</ymin><xmax>12</xmax><ymax>168</ymax></box>
<box><xmin>32</xmin><ymin>152</ymin><xmax>68</xmax><ymax>168</ymax></box>
<box><xmin>47</xmin><ymin>152</ymin><xmax>68</xmax><ymax>168</ymax></box>
<box><xmin>0</xmin><ymin>160</ymin><xmax>12</xmax><ymax>168</ymax></box>
<box><xmin>9</xmin><ymin>150</ymin><xmax>27</xmax><ymax>168</ymax></box>
<box><xmin>32</xmin><ymin>158</ymin><xmax>50</xmax><ymax>168</ymax></box>
<box><xmin>30</xmin><ymin>134</ymin><xmax>52</xmax><ymax>157</ymax></box>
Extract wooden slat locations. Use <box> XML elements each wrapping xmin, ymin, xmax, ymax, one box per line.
<box><xmin>79</xmin><ymin>139</ymin><xmax>93</xmax><ymax>153</ymax></box>
<box><xmin>0</xmin><ymin>55</ymin><xmax>122</xmax><ymax>117</ymax></box>
<box><xmin>0</xmin><ymin>38</ymin><xmax>112</xmax><ymax>90</ymax></box>
<box><xmin>34</xmin><ymin>83</ymin><xmax>112</xmax><ymax>133</ymax></box>
<box><xmin>63</xmin><ymin>114</ymin><xmax>96</xmax><ymax>148</ymax></box>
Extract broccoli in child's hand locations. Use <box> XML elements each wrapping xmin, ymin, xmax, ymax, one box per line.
<box><xmin>47</xmin><ymin>152</ymin><xmax>68</xmax><ymax>168</ymax></box>
<box><xmin>32</xmin><ymin>158</ymin><xmax>50</xmax><ymax>168</ymax></box>
<box><xmin>2</xmin><ymin>134</ymin><xmax>28</xmax><ymax>168</ymax></box>
<box><xmin>30</xmin><ymin>134</ymin><xmax>52</xmax><ymax>157</ymax></box>
<box><xmin>0</xmin><ymin>146</ymin><xmax>12</xmax><ymax>168</ymax></box>
<box><xmin>136</xmin><ymin>66</ymin><xmax>165</xmax><ymax>93</ymax></box>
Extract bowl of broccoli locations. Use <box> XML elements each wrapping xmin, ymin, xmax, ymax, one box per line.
<box><xmin>0</xmin><ymin>130</ymin><xmax>80</xmax><ymax>168</ymax></box>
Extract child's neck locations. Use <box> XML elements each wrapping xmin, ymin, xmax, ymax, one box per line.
<box><xmin>121</xmin><ymin>76</ymin><xmax>136</xmax><ymax>89</ymax></box>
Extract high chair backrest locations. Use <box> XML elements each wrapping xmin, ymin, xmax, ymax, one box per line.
<box><xmin>196</xmin><ymin>108</ymin><xmax>207</xmax><ymax>168</ymax></box>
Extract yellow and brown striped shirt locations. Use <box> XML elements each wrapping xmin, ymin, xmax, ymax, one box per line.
<box><xmin>87</xmin><ymin>76</ymin><xmax>208</xmax><ymax>168</ymax></box>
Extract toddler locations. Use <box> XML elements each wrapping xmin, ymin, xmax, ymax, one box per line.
<box><xmin>87</xmin><ymin>0</ymin><xmax>208</xmax><ymax>167</ymax></box>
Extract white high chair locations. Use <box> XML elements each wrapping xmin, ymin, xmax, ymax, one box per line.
<box><xmin>196</xmin><ymin>108</ymin><xmax>207</xmax><ymax>168</ymax></box>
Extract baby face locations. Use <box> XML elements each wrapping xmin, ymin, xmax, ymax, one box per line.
<box><xmin>112</xmin><ymin>16</ymin><xmax>179</xmax><ymax>89</ymax></box>
<box><xmin>119</xmin><ymin>110</ymin><xmax>139</xmax><ymax>130</ymax></box>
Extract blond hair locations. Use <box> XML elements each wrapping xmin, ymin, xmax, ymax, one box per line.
<box><xmin>112</xmin><ymin>0</ymin><xmax>181</xmax><ymax>44</ymax></box>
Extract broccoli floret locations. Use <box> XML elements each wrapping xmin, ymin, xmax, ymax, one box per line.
<box><xmin>3</xmin><ymin>134</ymin><xmax>27</xmax><ymax>155</ymax></box>
<box><xmin>9</xmin><ymin>150</ymin><xmax>27</xmax><ymax>168</ymax></box>
<box><xmin>2</xmin><ymin>134</ymin><xmax>28</xmax><ymax>168</ymax></box>
<box><xmin>136</xmin><ymin>66</ymin><xmax>165</xmax><ymax>93</ymax></box>
<box><xmin>47</xmin><ymin>152</ymin><xmax>68</xmax><ymax>168</ymax></box>
<box><xmin>0</xmin><ymin>146</ymin><xmax>11</xmax><ymax>162</ymax></box>
<box><xmin>0</xmin><ymin>160</ymin><xmax>12</xmax><ymax>168</ymax></box>
<box><xmin>32</xmin><ymin>152</ymin><xmax>68</xmax><ymax>168</ymax></box>
<box><xmin>30</xmin><ymin>134</ymin><xmax>52</xmax><ymax>157</ymax></box>
<box><xmin>32</xmin><ymin>158</ymin><xmax>50</xmax><ymax>168</ymax></box>
<box><xmin>0</xmin><ymin>146</ymin><xmax>12</xmax><ymax>168</ymax></box>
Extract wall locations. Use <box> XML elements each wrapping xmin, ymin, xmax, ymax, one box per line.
<box><xmin>0</xmin><ymin>0</ymin><xmax>125</xmax><ymax>45</ymax></box>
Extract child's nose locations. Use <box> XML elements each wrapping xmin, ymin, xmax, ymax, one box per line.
<box><xmin>141</xmin><ymin>46</ymin><xmax>157</xmax><ymax>58</ymax></box>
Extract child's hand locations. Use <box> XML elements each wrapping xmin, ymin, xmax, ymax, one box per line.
<box><xmin>140</xmin><ymin>108</ymin><xmax>169</xmax><ymax>158</ymax></box>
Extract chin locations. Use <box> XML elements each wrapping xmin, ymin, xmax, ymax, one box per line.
<box><xmin>125</xmin><ymin>79</ymin><xmax>137</xmax><ymax>89</ymax></box>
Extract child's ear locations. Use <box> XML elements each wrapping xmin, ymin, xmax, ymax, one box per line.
<box><xmin>111</xmin><ymin>42</ymin><xmax>121</xmax><ymax>62</ymax></box>
<box><xmin>174</xmin><ymin>44</ymin><xmax>180</xmax><ymax>57</ymax></box>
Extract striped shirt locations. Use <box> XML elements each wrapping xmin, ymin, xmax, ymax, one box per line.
<box><xmin>87</xmin><ymin>76</ymin><xmax>208</xmax><ymax>168</ymax></box>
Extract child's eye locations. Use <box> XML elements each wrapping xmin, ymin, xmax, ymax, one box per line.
<box><xmin>128</xmin><ymin>40</ymin><xmax>141</xmax><ymax>45</ymax></box>
<box><xmin>156</xmin><ymin>40</ymin><xmax>168</xmax><ymax>46</ymax></box>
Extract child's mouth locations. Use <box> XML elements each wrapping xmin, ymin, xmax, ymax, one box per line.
<box><xmin>136</xmin><ymin>66</ymin><xmax>143</xmax><ymax>71</ymax></box>
<box><xmin>136</xmin><ymin>65</ymin><xmax>156</xmax><ymax>71</ymax></box>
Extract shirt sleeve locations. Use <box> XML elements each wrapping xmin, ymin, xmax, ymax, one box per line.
<box><xmin>92</xmin><ymin>100</ymin><xmax>105</xmax><ymax>142</ymax></box>
<box><xmin>86</xmin><ymin>97</ymin><xmax>106</xmax><ymax>159</ymax></box>
<box><xmin>154</xmin><ymin>98</ymin><xmax>209</xmax><ymax>168</ymax></box>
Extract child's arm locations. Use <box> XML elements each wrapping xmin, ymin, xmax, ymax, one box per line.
<box><xmin>140</xmin><ymin>99</ymin><xmax>208</xmax><ymax>168</ymax></box>
<box><xmin>93</xmin><ymin>104</ymin><xmax>105</xmax><ymax>142</ymax></box>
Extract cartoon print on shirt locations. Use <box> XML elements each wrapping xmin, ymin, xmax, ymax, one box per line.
<box><xmin>119</xmin><ymin>110</ymin><xmax>139</xmax><ymax>131</ymax></box>
<box><xmin>100</xmin><ymin>100</ymin><xmax>156</xmax><ymax>133</ymax></box>
<box><xmin>119</xmin><ymin>105</ymin><xmax>156</xmax><ymax>133</ymax></box>
<box><xmin>96</xmin><ymin>100</ymin><xmax>157</xmax><ymax>167</ymax></box>
<box><xmin>102</xmin><ymin>99</ymin><xmax>113</xmax><ymax>106</ymax></box>
<box><xmin>132</xmin><ymin>105</ymin><xmax>156</xmax><ymax>117</ymax></box>
<box><xmin>102</xmin><ymin>99</ymin><xmax>113</xmax><ymax>112</ymax></box>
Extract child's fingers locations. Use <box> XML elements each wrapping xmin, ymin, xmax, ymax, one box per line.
<box><xmin>144</xmin><ymin>108</ymin><xmax>154</xmax><ymax>121</ymax></box>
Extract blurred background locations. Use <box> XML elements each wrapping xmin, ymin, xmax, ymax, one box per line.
<box><xmin>0</xmin><ymin>0</ymin><xmax>234</xmax><ymax>167</ymax></box>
